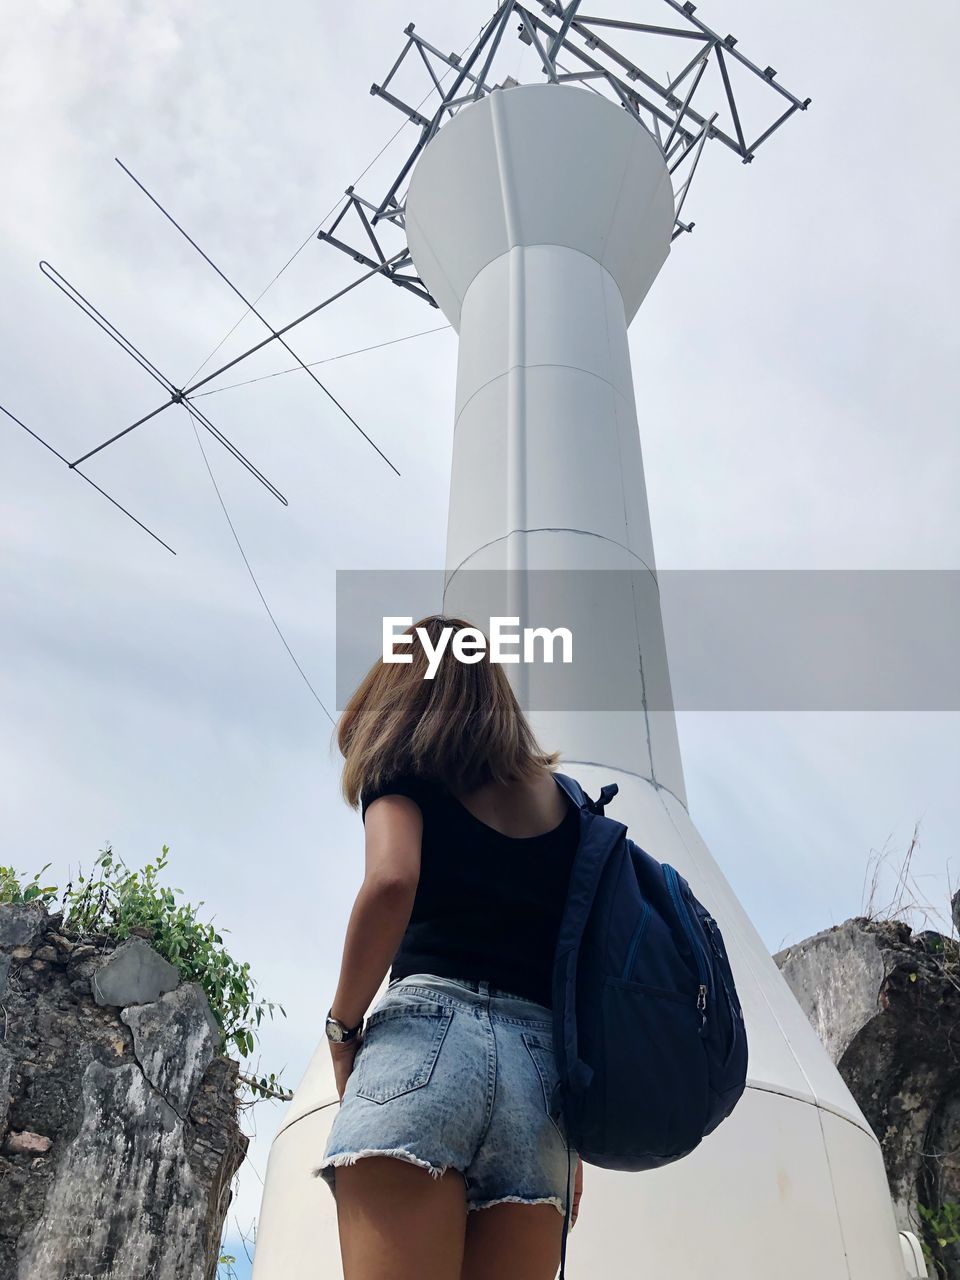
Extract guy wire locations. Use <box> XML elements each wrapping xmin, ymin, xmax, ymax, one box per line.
<box><xmin>183</xmin><ymin>400</ymin><xmax>336</xmax><ymax>727</ymax></box>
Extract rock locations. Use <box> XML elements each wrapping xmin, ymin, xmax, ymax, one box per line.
<box><xmin>67</xmin><ymin>957</ymin><xmax>101</xmax><ymax>983</ymax></box>
<box><xmin>11</xmin><ymin>946</ymin><xmax>33</xmax><ymax>962</ymax></box>
<box><xmin>91</xmin><ymin>937</ymin><xmax>180</xmax><ymax>1008</ymax></box>
<box><xmin>0</xmin><ymin>925</ymin><xmax>244</xmax><ymax>1278</ymax></box>
<box><xmin>0</xmin><ymin>1045</ymin><xmax>13</xmax><ymax>1132</ymax></box>
<box><xmin>0</xmin><ymin>904</ymin><xmax>47</xmax><ymax>950</ymax></box>
<box><xmin>776</xmin><ymin>916</ymin><xmax>960</xmax><ymax>1273</ymax></box>
<box><xmin>774</xmin><ymin>920</ymin><xmax>887</xmax><ymax>1063</ymax></box>
<box><xmin>0</xmin><ymin>954</ymin><xmax>10</xmax><ymax>1000</ymax></box>
<box><xmin>14</xmin><ymin>1062</ymin><xmax>209</xmax><ymax>1278</ymax></box>
<box><xmin>122</xmin><ymin>984</ymin><xmax>220</xmax><ymax>1116</ymax></box>
<box><xmin>33</xmin><ymin>945</ymin><xmax>58</xmax><ymax>962</ymax></box>
<box><xmin>4</xmin><ymin>1130</ymin><xmax>52</xmax><ymax>1157</ymax></box>
<box><xmin>48</xmin><ymin>933</ymin><xmax>74</xmax><ymax>954</ymax></box>
<box><xmin>65</xmin><ymin>945</ymin><xmax>101</xmax><ymax>984</ymax></box>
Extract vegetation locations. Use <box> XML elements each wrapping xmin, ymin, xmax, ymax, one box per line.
<box><xmin>1</xmin><ymin>844</ymin><xmax>291</xmax><ymax>1104</ymax></box>
<box><xmin>917</xmin><ymin>1201</ymin><xmax>960</xmax><ymax>1277</ymax></box>
<box><xmin>858</xmin><ymin>827</ymin><xmax>960</xmax><ymax>1275</ymax></box>
<box><xmin>218</xmin><ymin>1215</ymin><xmax>258</xmax><ymax>1278</ymax></box>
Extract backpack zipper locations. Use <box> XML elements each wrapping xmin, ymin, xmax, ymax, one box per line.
<box><xmin>703</xmin><ymin>916</ymin><xmax>744</xmax><ymax>1023</ymax></box>
<box><xmin>621</xmin><ymin>900</ymin><xmax>651</xmax><ymax>981</ymax></box>
<box><xmin>663</xmin><ymin>864</ymin><xmax>710</xmax><ymax>1027</ymax></box>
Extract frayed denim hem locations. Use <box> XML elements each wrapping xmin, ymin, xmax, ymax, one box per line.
<box><xmin>468</xmin><ymin>1194</ymin><xmax>568</xmax><ymax>1217</ymax></box>
<box><xmin>313</xmin><ymin>1147</ymin><xmax>450</xmax><ymax>1180</ymax></box>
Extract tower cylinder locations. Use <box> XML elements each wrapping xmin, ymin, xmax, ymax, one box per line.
<box><xmin>406</xmin><ymin>81</ymin><xmax>686</xmax><ymax>800</ymax></box>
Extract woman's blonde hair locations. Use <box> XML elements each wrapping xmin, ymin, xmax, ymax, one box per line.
<box><xmin>338</xmin><ymin>613</ymin><xmax>560</xmax><ymax>807</ymax></box>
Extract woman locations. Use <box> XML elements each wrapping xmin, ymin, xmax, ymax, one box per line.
<box><xmin>314</xmin><ymin>614</ymin><xmax>584</xmax><ymax>1280</ymax></box>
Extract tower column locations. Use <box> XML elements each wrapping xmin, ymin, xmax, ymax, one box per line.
<box><xmin>406</xmin><ymin>83</ymin><xmax>685</xmax><ymax>798</ymax></box>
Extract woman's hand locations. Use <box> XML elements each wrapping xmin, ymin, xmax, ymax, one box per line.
<box><xmin>571</xmin><ymin>1155</ymin><xmax>583</xmax><ymax>1228</ymax></box>
<box><xmin>329</xmin><ymin>1036</ymin><xmax>362</xmax><ymax>1102</ymax></box>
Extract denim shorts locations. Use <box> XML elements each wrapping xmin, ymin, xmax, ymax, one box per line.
<box><xmin>314</xmin><ymin>973</ymin><xmax>577</xmax><ymax>1216</ymax></box>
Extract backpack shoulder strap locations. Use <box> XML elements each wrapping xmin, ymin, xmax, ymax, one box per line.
<box><xmin>554</xmin><ymin>771</ymin><xmax>619</xmax><ymax>816</ymax></box>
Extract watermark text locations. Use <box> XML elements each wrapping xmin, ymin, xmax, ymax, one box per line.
<box><xmin>383</xmin><ymin>616</ymin><xmax>573</xmax><ymax>679</ymax></box>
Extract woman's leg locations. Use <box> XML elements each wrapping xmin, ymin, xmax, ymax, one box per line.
<box><xmin>334</xmin><ymin>1155</ymin><xmax>468</xmax><ymax>1280</ymax></box>
<box><xmin>461</xmin><ymin>1201</ymin><xmax>566</xmax><ymax>1280</ymax></box>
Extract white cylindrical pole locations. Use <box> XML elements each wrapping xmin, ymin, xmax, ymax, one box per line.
<box><xmin>253</xmin><ymin>84</ymin><xmax>907</xmax><ymax>1279</ymax></box>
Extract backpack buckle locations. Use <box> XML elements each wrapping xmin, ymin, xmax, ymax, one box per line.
<box><xmin>593</xmin><ymin>783</ymin><xmax>619</xmax><ymax>815</ymax></box>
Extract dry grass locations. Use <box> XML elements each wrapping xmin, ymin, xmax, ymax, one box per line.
<box><xmin>860</xmin><ymin>820</ymin><xmax>956</xmax><ymax>940</ymax></box>
<box><xmin>859</xmin><ymin>821</ymin><xmax>960</xmax><ymax>997</ymax></box>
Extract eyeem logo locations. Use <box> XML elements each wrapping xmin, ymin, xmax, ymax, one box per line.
<box><xmin>383</xmin><ymin>617</ymin><xmax>573</xmax><ymax>679</ymax></box>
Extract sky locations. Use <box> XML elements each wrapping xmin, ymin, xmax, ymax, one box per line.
<box><xmin>1</xmin><ymin>0</ymin><xmax>958</xmax><ymax>1268</ymax></box>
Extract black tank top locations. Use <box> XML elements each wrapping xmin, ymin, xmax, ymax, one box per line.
<box><xmin>360</xmin><ymin>773</ymin><xmax>580</xmax><ymax>1009</ymax></box>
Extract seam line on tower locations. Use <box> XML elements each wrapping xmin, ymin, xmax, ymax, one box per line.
<box><xmin>453</xmin><ymin>358</ymin><xmax>634</xmax><ymax>426</ymax></box>
<box><xmin>445</xmin><ymin>526</ymin><xmax>660</xmax><ymax>584</ymax></box>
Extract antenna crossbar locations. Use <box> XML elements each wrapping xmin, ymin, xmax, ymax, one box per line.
<box><xmin>41</xmin><ymin>252</ymin><xmax>410</xmax><ymax>509</ymax></box>
<box><xmin>37</xmin><ymin>260</ymin><xmax>287</xmax><ymax>504</ymax></box>
<box><xmin>1</xmin><ymin>402</ymin><xmax>176</xmax><ymax>554</ymax></box>
<box><xmin>116</xmin><ymin>159</ymin><xmax>401</xmax><ymax>477</ymax></box>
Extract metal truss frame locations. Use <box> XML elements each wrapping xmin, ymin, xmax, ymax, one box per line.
<box><xmin>8</xmin><ymin>1</ymin><xmax>809</xmax><ymax>554</ymax></box>
<box><xmin>319</xmin><ymin>0</ymin><xmax>810</xmax><ymax>290</ymax></box>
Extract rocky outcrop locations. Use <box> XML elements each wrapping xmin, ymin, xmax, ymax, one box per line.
<box><xmin>775</xmin><ymin>915</ymin><xmax>960</xmax><ymax>1278</ymax></box>
<box><xmin>0</xmin><ymin>903</ymin><xmax>248</xmax><ymax>1280</ymax></box>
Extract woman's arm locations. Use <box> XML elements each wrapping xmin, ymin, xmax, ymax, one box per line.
<box><xmin>328</xmin><ymin>794</ymin><xmax>422</xmax><ymax>1028</ymax></box>
<box><xmin>329</xmin><ymin>876</ymin><xmax>417</xmax><ymax>1027</ymax></box>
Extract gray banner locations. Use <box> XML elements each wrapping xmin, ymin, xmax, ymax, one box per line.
<box><xmin>335</xmin><ymin>569</ymin><xmax>960</xmax><ymax>712</ymax></box>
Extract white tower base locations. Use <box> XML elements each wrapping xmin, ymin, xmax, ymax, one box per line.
<box><xmin>253</xmin><ymin>84</ymin><xmax>907</xmax><ymax>1278</ymax></box>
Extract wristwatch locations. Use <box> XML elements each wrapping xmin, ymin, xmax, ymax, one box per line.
<box><xmin>326</xmin><ymin>1007</ymin><xmax>364</xmax><ymax>1044</ymax></box>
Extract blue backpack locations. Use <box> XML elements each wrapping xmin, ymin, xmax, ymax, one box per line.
<box><xmin>550</xmin><ymin>772</ymin><xmax>748</xmax><ymax>1277</ymax></box>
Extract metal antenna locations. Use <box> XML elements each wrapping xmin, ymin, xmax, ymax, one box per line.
<box><xmin>38</xmin><ymin>260</ymin><xmax>288</xmax><ymax>505</ymax></box>
<box><xmin>1</xmin><ymin>402</ymin><xmax>176</xmax><ymax>555</ymax></box>
<box><xmin>17</xmin><ymin>176</ymin><xmax>414</xmax><ymax>557</ymax></box>
<box><xmin>48</xmin><ymin>253</ymin><xmax>408</xmax><ymax>510</ymax></box>
<box><xmin>9</xmin><ymin>1</ymin><xmax>807</xmax><ymax>571</ymax></box>
<box><xmin>114</xmin><ymin>159</ymin><xmax>401</xmax><ymax>478</ymax></box>
<box><xmin>317</xmin><ymin>0</ymin><xmax>810</xmax><ymax>289</ymax></box>
<box><xmin>13</xmin><ymin>17</ymin><xmax>496</xmax><ymax>557</ymax></box>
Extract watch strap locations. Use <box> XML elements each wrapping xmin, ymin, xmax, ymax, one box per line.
<box><xmin>326</xmin><ymin>1008</ymin><xmax>364</xmax><ymax>1042</ymax></box>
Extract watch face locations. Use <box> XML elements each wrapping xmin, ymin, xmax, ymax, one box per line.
<box><xmin>326</xmin><ymin>1018</ymin><xmax>344</xmax><ymax>1042</ymax></box>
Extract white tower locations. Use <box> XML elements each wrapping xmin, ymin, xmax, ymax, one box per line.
<box><xmin>406</xmin><ymin>81</ymin><xmax>908</xmax><ymax>1278</ymax></box>
<box><xmin>254</xmin><ymin>81</ymin><xmax>911</xmax><ymax>1278</ymax></box>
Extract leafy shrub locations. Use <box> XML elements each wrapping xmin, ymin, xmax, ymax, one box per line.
<box><xmin>1</xmin><ymin>845</ymin><xmax>290</xmax><ymax>1102</ymax></box>
<box><xmin>917</xmin><ymin>1200</ymin><xmax>960</xmax><ymax>1276</ymax></box>
<box><xmin>0</xmin><ymin>864</ymin><xmax>59</xmax><ymax>908</ymax></box>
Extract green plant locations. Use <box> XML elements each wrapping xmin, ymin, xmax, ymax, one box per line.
<box><xmin>917</xmin><ymin>1200</ymin><xmax>960</xmax><ymax>1276</ymax></box>
<box><xmin>0</xmin><ymin>864</ymin><xmax>59</xmax><ymax>908</ymax></box>
<box><xmin>218</xmin><ymin>1215</ymin><xmax>256</xmax><ymax>1277</ymax></box>
<box><xmin>2</xmin><ymin>845</ymin><xmax>291</xmax><ymax>1104</ymax></box>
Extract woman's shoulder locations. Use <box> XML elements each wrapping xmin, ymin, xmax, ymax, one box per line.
<box><xmin>359</xmin><ymin>771</ymin><xmax>437</xmax><ymax>821</ymax></box>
